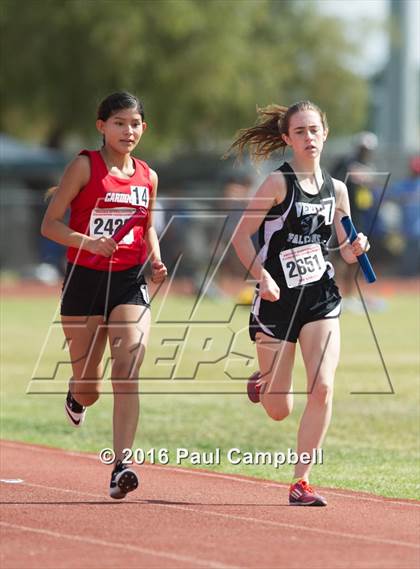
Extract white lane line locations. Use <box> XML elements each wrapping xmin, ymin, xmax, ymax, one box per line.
<box><xmin>145</xmin><ymin>466</ymin><xmax>420</xmax><ymax>508</ymax></box>
<box><xmin>18</xmin><ymin>482</ymin><xmax>105</xmax><ymax>498</ymax></box>
<box><xmin>151</xmin><ymin>503</ymin><xmax>420</xmax><ymax>551</ymax></box>
<box><xmin>0</xmin><ymin>522</ymin><xmax>240</xmax><ymax>569</ymax></box>
<box><xmin>2</xmin><ymin>480</ymin><xmax>419</xmax><ymax>551</ymax></box>
<box><xmin>2</xmin><ymin>440</ymin><xmax>419</xmax><ymax>508</ymax></box>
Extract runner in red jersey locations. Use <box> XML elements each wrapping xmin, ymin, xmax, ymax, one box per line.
<box><xmin>41</xmin><ymin>92</ymin><xmax>167</xmax><ymax>499</ymax></box>
<box><xmin>67</xmin><ymin>148</ymin><xmax>153</xmax><ymax>271</ymax></box>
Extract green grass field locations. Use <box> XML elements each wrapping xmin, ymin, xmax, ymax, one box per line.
<box><xmin>1</xmin><ymin>290</ymin><xmax>419</xmax><ymax>499</ymax></box>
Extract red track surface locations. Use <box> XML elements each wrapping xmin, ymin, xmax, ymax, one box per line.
<box><xmin>0</xmin><ymin>440</ymin><xmax>419</xmax><ymax>569</ymax></box>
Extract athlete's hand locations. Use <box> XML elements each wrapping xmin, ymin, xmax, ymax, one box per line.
<box><xmin>151</xmin><ymin>260</ymin><xmax>168</xmax><ymax>283</ymax></box>
<box><xmin>260</xmin><ymin>269</ymin><xmax>280</xmax><ymax>302</ymax></box>
<box><xmin>85</xmin><ymin>236</ymin><xmax>118</xmax><ymax>257</ymax></box>
<box><xmin>350</xmin><ymin>233</ymin><xmax>370</xmax><ymax>257</ymax></box>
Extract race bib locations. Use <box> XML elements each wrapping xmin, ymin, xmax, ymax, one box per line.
<box><xmin>280</xmin><ymin>243</ymin><xmax>326</xmax><ymax>288</ymax></box>
<box><xmin>130</xmin><ymin>185</ymin><xmax>149</xmax><ymax>207</ymax></box>
<box><xmin>89</xmin><ymin>207</ymin><xmax>136</xmax><ymax>245</ymax></box>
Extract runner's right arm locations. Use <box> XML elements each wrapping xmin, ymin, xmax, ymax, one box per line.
<box><xmin>232</xmin><ymin>172</ymin><xmax>286</xmax><ymax>301</ymax></box>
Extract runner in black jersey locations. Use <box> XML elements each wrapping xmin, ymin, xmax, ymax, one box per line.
<box><xmin>228</xmin><ymin>101</ymin><xmax>370</xmax><ymax>506</ymax></box>
<box><xmin>251</xmin><ymin>161</ymin><xmax>340</xmax><ymax>343</ymax></box>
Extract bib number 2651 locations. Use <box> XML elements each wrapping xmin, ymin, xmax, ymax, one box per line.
<box><xmin>280</xmin><ymin>244</ymin><xmax>326</xmax><ymax>288</ymax></box>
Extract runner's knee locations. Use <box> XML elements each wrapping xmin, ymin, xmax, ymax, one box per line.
<box><xmin>70</xmin><ymin>383</ymin><xmax>100</xmax><ymax>407</ymax></box>
<box><xmin>111</xmin><ymin>359</ymin><xmax>142</xmax><ymax>381</ymax></box>
<box><xmin>112</xmin><ymin>377</ymin><xmax>139</xmax><ymax>394</ymax></box>
<box><xmin>78</xmin><ymin>392</ymin><xmax>100</xmax><ymax>406</ymax></box>
<box><xmin>308</xmin><ymin>381</ymin><xmax>333</xmax><ymax>406</ymax></box>
<box><xmin>262</xmin><ymin>398</ymin><xmax>293</xmax><ymax>421</ymax></box>
<box><xmin>111</xmin><ymin>359</ymin><xmax>140</xmax><ymax>393</ymax></box>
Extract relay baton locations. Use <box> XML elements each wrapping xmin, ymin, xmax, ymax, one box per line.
<box><xmin>91</xmin><ymin>207</ymin><xmax>147</xmax><ymax>265</ymax></box>
<box><xmin>341</xmin><ymin>216</ymin><xmax>376</xmax><ymax>283</ymax></box>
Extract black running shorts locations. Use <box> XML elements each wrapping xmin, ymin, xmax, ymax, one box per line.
<box><xmin>249</xmin><ymin>279</ymin><xmax>341</xmax><ymax>344</ymax></box>
<box><xmin>61</xmin><ymin>263</ymin><xmax>150</xmax><ymax>320</ymax></box>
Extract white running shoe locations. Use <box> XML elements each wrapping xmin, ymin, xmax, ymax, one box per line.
<box><xmin>64</xmin><ymin>390</ymin><xmax>86</xmax><ymax>428</ymax></box>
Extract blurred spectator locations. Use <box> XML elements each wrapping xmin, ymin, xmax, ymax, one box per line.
<box><xmin>388</xmin><ymin>156</ymin><xmax>420</xmax><ymax>277</ymax></box>
<box><xmin>331</xmin><ymin>132</ymin><xmax>384</xmax><ymax>312</ymax></box>
<box><xmin>332</xmin><ymin>131</ymin><xmax>378</xmax><ymax>233</ymax></box>
<box><xmin>158</xmin><ymin>188</ymin><xmax>213</xmax><ymax>294</ymax></box>
<box><xmin>151</xmin><ymin>197</ymin><xmax>166</xmax><ymax>237</ymax></box>
<box><xmin>156</xmin><ymin>175</ymin><xmax>254</xmax><ymax>298</ymax></box>
<box><xmin>217</xmin><ymin>174</ymin><xmax>254</xmax><ymax>278</ymax></box>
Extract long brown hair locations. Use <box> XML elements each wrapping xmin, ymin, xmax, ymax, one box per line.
<box><xmin>227</xmin><ymin>101</ymin><xmax>328</xmax><ymax>162</ymax></box>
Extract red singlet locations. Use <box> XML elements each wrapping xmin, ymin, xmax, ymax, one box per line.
<box><xmin>67</xmin><ymin>150</ymin><xmax>153</xmax><ymax>271</ymax></box>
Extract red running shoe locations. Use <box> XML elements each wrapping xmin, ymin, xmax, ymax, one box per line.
<box><xmin>247</xmin><ymin>371</ymin><xmax>262</xmax><ymax>403</ymax></box>
<box><xmin>289</xmin><ymin>479</ymin><xmax>327</xmax><ymax>507</ymax></box>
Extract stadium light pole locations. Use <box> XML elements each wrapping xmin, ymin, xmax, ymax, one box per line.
<box><xmin>383</xmin><ymin>0</ymin><xmax>419</xmax><ymax>152</ymax></box>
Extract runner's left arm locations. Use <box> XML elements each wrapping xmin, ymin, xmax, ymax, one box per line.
<box><xmin>333</xmin><ymin>179</ymin><xmax>370</xmax><ymax>264</ymax></box>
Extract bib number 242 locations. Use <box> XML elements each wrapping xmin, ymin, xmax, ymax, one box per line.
<box><xmin>89</xmin><ymin>207</ymin><xmax>136</xmax><ymax>245</ymax></box>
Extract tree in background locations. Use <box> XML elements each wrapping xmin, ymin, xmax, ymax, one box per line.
<box><xmin>0</xmin><ymin>0</ymin><xmax>368</xmax><ymax>157</ymax></box>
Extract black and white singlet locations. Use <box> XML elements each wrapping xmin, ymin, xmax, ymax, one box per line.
<box><xmin>258</xmin><ymin>161</ymin><xmax>336</xmax><ymax>289</ymax></box>
<box><xmin>250</xmin><ymin>162</ymin><xmax>342</xmax><ymax>343</ymax></box>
